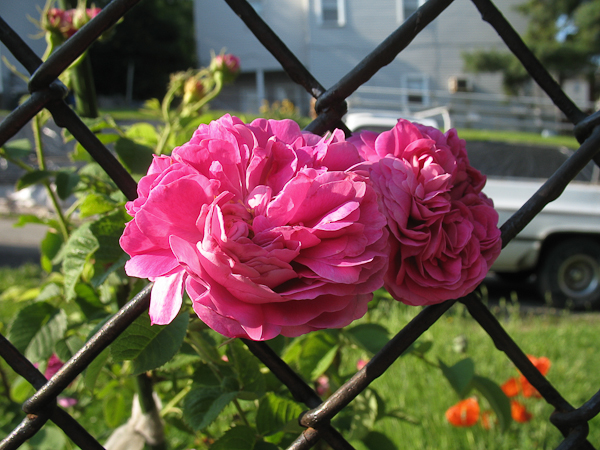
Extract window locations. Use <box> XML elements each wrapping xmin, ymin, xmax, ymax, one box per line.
<box><xmin>317</xmin><ymin>0</ymin><xmax>346</xmax><ymax>27</ymax></box>
<box><xmin>397</xmin><ymin>0</ymin><xmax>426</xmax><ymax>23</ymax></box>
<box><xmin>401</xmin><ymin>73</ymin><xmax>429</xmax><ymax>106</ymax></box>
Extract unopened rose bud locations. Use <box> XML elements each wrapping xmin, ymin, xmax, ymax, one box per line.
<box><xmin>210</xmin><ymin>53</ymin><xmax>241</xmax><ymax>84</ymax></box>
<box><xmin>183</xmin><ymin>77</ymin><xmax>205</xmax><ymax>105</ymax></box>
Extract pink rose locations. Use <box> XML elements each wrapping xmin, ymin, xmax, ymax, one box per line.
<box><xmin>44</xmin><ymin>353</ymin><xmax>64</xmax><ymax>379</ymax></box>
<box><xmin>349</xmin><ymin>119</ymin><xmax>501</xmax><ymax>305</ymax></box>
<box><xmin>120</xmin><ymin>115</ymin><xmax>389</xmax><ymax>340</ymax></box>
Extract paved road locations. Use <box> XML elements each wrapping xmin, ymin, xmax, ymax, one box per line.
<box><xmin>0</xmin><ymin>217</ymin><xmax>46</xmax><ymax>267</ymax></box>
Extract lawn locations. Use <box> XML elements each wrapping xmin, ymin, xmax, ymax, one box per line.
<box><xmin>356</xmin><ymin>298</ymin><xmax>600</xmax><ymax>450</ymax></box>
<box><xmin>0</xmin><ymin>260</ymin><xmax>598</xmax><ymax>449</ymax></box>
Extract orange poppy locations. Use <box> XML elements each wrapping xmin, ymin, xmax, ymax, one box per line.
<box><xmin>501</xmin><ymin>377</ymin><xmax>520</xmax><ymax>397</ymax></box>
<box><xmin>528</xmin><ymin>355</ymin><xmax>551</xmax><ymax>375</ymax></box>
<box><xmin>446</xmin><ymin>398</ymin><xmax>480</xmax><ymax>427</ymax></box>
<box><xmin>520</xmin><ymin>355</ymin><xmax>551</xmax><ymax>398</ymax></box>
<box><xmin>481</xmin><ymin>410</ymin><xmax>494</xmax><ymax>430</ymax></box>
<box><xmin>511</xmin><ymin>400</ymin><xmax>533</xmax><ymax>423</ymax></box>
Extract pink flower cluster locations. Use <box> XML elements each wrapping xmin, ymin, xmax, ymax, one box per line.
<box><xmin>120</xmin><ymin>115</ymin><xmax>388</xmax><ymax>340</ymax></box>
<box><xmin>120</xmin><ymin>115</ymin><xmax>501</xmax><ymax>340</ymax></box>
<box><xmin>46</xmin><ymin>6</ymin><xmax>101</xmax><ymax>39</ymax></box>
<box><xmin>350</xmin><ymin>120</ymin><xmax>501</xmax><ymax>305</ymax></box>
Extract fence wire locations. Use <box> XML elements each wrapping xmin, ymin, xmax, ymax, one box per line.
<box><xmin>0</xmin><ymin>0</ymin><xmax>599</xmax><ymax>448</ymax></box>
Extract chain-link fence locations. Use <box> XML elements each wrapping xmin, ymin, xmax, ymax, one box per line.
<box><xmin>1</xmin><ymin>0</ymin><xmax>599</xmax><ymax>448</ymax></box>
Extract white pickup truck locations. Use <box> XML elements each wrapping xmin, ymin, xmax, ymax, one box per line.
<box><xmin>345</xmin><ymin>112</ymin><xmax>600</xmax><ymax>309</ymax></box>
<box><xmin>469</xmin><ymin>142</ymin><xmax>600</xmax><ymax>309</ymax></box>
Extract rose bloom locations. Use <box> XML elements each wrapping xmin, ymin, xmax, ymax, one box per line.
<box><xmin>120</xmin><ymin>115</ymin><xmax>389</xmax><ymax>340</ymax></box>
<box><xmin>349</xmin><ymin>119</ymin><xmax>501</xmax><ymax>305</ymax></box>
<box><xmin>445</xmin><ymin>397</ymin><xmax>480</xmax><ymax>427</ymax></box>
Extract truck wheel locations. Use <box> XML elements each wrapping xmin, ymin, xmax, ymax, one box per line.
<box><xmin>537</xmin><ymin>238</ymin><xmax>600</xmax><ymax>309</ymax></box>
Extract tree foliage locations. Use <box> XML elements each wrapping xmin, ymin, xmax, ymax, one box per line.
<box><xmin>463</xmin><ymin>0</ymin><xmax>600</xmax><ymax>98</ymax></box>
<box><xmin>89</xmin><ymin>0</ymin><xmax>197</xmax><ymax>100</ymax></box>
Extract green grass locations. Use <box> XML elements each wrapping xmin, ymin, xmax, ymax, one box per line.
<box><xmin>352</xmin><ymin>299</ymin><xmax>600</xmax><ymax>450</ymax></box>
<box><xmin>0</xmin><ymin>262</ymin><xmax>597</xmax><ymax>449</ymax></box>
<box><xmin>455</xmin><ymin>128</ymin><xmax>579</xmax><ymax>149</ymax></box>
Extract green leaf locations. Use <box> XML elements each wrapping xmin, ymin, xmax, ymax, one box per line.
<box><xmin>439</xmin><ymin>358</ymin><xmax>475</xmax><ymax>398</ymax></box>
<box><xmin>84</xmin><ymin>347</ymin><xmax>110</xmax><ymax>392</ymax></box>
<box><xmin>89</xmin><ymin>210</ymin><xmax>127</xmax><ymax>264</ymax></box>
<box><xmin>348</xmin><ymin>441</ymin><xmax>370</xmax><ymax>450</ymax></box>
<box><xmin>7</xmin><ymin>302</ymin><xmax>67</xmax><ymax>361</ymax></box>
<box><xmin>111</xmin><ymin>312</ymin><xmax>188</xmax><ymax>375</ymax></box>
<box><xmin>90</xmin><ymin>253</ymin><xmax>128</xmax><ymax>289</ymax></box>
<box><xmin>28</xmin><ymin>424</ymin><xmax>67</xmax><ymax>450</ymax></box>
<box><xmin>58</xmin><ymin>222</ymin><xmax>99</xmax><ymax>301</ymax></box>
<box><xmin>227</xmin><ymin>340</ymin><xmax>266</xmax><ymax>398</ymax></box>
<box><xmin>183</xmin><ymin>386</ymin><xmax>239</xmax><ymax>431</ymax></box>
<box><xmin>346</xmin><ymin>323</ymin><xmax>389</xmax><ymax>354</ymax></box>
<box><xmin>470</xmin><ymin>375</ymin><xmax>512</xmax><ymax>431</ymax></box>
<box><xmin>13</xmin><ymin>214</ymin><xmax>50</xmax><ymax>227</ymax></box>
<box><xmin>405</xmin><ymin>339</ymin><xmax>433</xmax><ymax>356</ymax></box>
<box><xmin>310</xmin><ymin>344</ymin><xmax>339</xmax><ymax>380</ymax></box>
<box><xmin>256</xmin><ymin>393</ymin><xmax>303</xmax><ymax>436</ymax></box>
<box><xmin>2</xmin><ymin>138</ymin><xmax>32</xmax><ymax>159</ymax></box>
<box><xmin>71</xmin><ymin>143</ymin><xmax>93</xmax><ymax>162</ymax></box>
<box><xmin>348</xmin><ymin>389</ymin><xmax>379</xmax><ymax>441</ymax></box>
<box><xmin>210</xmin><ymin>426</ymin><xmax>256</xmax><ymax>450</ymax></box>
<box><xmin>55</xmin><ymin>170</ymin><xmax>80</xmax><ymax>200</ymax></box>
<box><xmin>191</xmin><ymin>362</ymin><xmax>222</xmax><ymax>387</ymax></box>
<box><xmin>115</xmin><ymin>137</ymin><xmax>154</xmax><ymax>175</ymax></box>
<box><xmin>55</xmin><ymin>335</ymin><xmax>83</xmax><ymax>362</ymax></box>
<box><xmin>26</xmin><ymin>308</ymin><xmax>67</xmax><ymax>361</ymax></box>
<box><xmin>103</xmin><ymin>391</ymin><xmax>126</xmax><ymax>428</ymax></box>
<box><xmin>79</xmin><ymin>193</ymin><xmax>119</xmax><ymax>218</ymax></box>
<box><xmin>40</xmin><ymin>230</ymin><xmax>63</xmax><ymax>272</ymax></box>
<box><xmin>10</xmin><ymin>376</ymin><xmax>35</xmax><ymax>403</ymax></box>
<box><xmin>126</xmin><ymin>122</ymin><xmax>159</xmax><ymax>147</ymax></box>
<box><xmin>283</xmin><ymin>331</ymin><xmax>338</xmax><ymax>381</ymax></box>
<box><xmin>363</xmin><ymin>431</ymin><xmax>399</xmax><ymax>450</ymax></box>
<box><xmin>16</xmin><ymin>170</ymin><xmax>53</xmax><ymax>191</ymax></box>
<box><xmin>254</xmin><ymin>441</ymin><xmax>280</xmax><ymax>450</ymax></box>
<box><xmin>74</xmin><ymin>283</ymin><xmax>107</xmax><ymax>319</ymax></box>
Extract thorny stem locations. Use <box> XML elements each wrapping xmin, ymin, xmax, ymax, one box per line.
<box><xmin>33</xmin><ymin>115</ymin><xmax>70</xmax><ymax>241</ymax></box>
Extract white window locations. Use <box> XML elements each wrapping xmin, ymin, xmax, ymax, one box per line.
<box><xmin>316</xmin><ymin>0</ymin><xmax>346</xmax><ymax>27</ymax></box>
<box><xmin>401</xmin><ymin>73</ymin><xmax>430</xmax><ymax>106</ymax></box>
<box><xmin>397</xmin><ymin>0</ymin><xmax>426</xmax><ymax>23</ymax></box>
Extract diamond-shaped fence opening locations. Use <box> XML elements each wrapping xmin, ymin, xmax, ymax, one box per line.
<box><xmin>0</xmin><ymin>0</ymin><xmax>600</xmax><ymax>449</ymax></box>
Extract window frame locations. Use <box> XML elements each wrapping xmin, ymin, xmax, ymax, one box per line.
<box><xmin>316</xmin><ymin>0</ymin><xmax>346</xmax><ymax>27</ymax></box>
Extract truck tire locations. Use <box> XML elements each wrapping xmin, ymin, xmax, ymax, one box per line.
<box><xmin>537</xmin><ymin>238</ymin><xmax>600</xmax><ymax>309</ymax></box>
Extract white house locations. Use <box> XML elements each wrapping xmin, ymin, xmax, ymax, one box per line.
<box><xmin>0</xmin><ymin>0</ymin><xmax>47</xmax><ymax>109</ymax></box>
<box><xmin>194</xmin><ymin>0</ymin><xmax>531</xmax><ymax>118</ymax></box>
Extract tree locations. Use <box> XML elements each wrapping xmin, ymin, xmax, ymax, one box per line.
<box><xmin>89</xmin><ymin>0</ymin><xmax>197</xmax><ymax>101</ymax></box>
<box><xmin>463</xmin><ymin>0</ymin><xmax>600</xmax><ymax>101</ymax></box>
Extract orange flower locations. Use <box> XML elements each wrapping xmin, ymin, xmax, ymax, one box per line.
<box><xmin>501</xmin><ymin>377</ymin><xmax>520</xmax><ymax>397</ymax></box>
<box><xmin>481</xmin><ymin>410</ymin><xmax>494</xmax><ymax>430</ymax></box>
<box><xmin>446</xmin><ymin>398</ymin><xmax>480</xmax><ymax>427</ymax></box>
<box><xmin>528</xmin><ymin>355</ymin><xmax>551</xmax><ymax>375</ymax></box>
<box><xmin>520</xmin><ymin>355</ymin><xmax>551</xmax><ymax>398</ymax></box>
<box><xmin>511</xmin><ymin>400</ymin><xmax>533</xmax><ymax>423</ymax></box>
